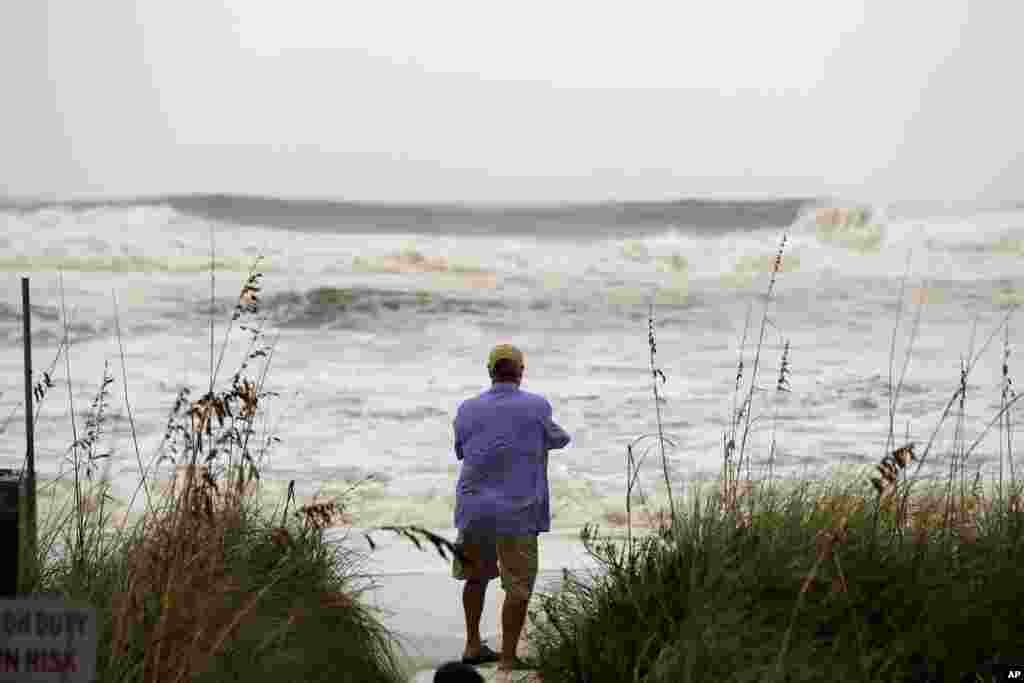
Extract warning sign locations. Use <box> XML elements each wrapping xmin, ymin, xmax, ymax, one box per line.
<box><xmin>0</xmin><ymin>600</ymin><xmax>96</xmax><ymax>682</ymax></box>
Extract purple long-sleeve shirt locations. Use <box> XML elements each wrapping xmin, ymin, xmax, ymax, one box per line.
<box><xmin>453</xmin><ymin>382</ymin><xmax>571</xmax><ymax>535</ymax></box>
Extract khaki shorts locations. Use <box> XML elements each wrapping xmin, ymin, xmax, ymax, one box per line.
<box><xmin>452</xmin><ymin>529</ymin><xmax>539</xmax><ymax>600</ymax></box>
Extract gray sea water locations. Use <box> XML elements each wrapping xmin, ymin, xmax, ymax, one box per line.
<box><xmin>1</xmin><ymin>197</ymin><xmax>1022</xmax><ymax>531</ymax></box>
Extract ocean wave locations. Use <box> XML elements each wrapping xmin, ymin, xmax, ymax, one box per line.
<box><xmin>603</xmin><ymin>283</ymin><xmax>690</xmax><ymax>307</ymax></box>
<box><xmin>528</xmin><ymin>298</ymin><xmax>552</xmax><ymax>311</ymax></box>
<box><xmin>925</xmin><ymin>227</ymin><xmax>1024</xmax><ymax>257</ymax></box>
<box><xmin>2</xmin><ymin>203</ymin><xmax>182</xmax><ymax>231</ymax></box>
<box><xmin>2</xmin><ymin>203</ymin><xmax>273</xmax><ymax>274</ymax></box>
<box><xmin>365</xmin><ymin>406</ymin><xmax>449</xmax><ymax>421</ymax></box>
<box><xmin>111</xmin><ymin>195</ymin><xmax>811</xmax><ymax>236</ymax></box>
<box><xmin>0</xmin><ymin>302</ymin><xmax>61</xmax><ymax>323</ymax></box>
<box><xmin>5</xmin><ymin>195</ymin><xmax>814</xmax><ymax>242</ymax></box>
<box><xmin>0</xmin><ymin>253</ymin><xmax>269</xmax><ymax>274</ymax></box>
<box><xmin>2</xmin><ymin>322</ymin><xmax>105</xmax><ymax>348</ymax></box>
<box><xmin>587</xmin><ymin>364</ymin><xmax>650</xmax><ymax>377</ymax></box>
<box><xmin>0</xmin><ymin>299</ymin><xmax>180</xmax><ymax>349</ymax></box>
<box><xmin>718</xmin><ymin>250</ymin><xmax>803</xmax><ymax>290</ymax></box>
<box><xmin>256</xmin><ymin>286</ymin><xmax>511</xmax><ymax>329</ymax></box>
<box><xmin>817</xmin><ymin>372</ymin><xmax>931</xmax><ymax>416</ymax></box>
<box><xmin>325</xmin><ymin>399</ymin><xmax>450</xmax><ymax>422</ymax></box>
<box><xmin>807</xmin><ymin>206</ymin><xmax>886</xmax><ymax>252</ymax></box>
<box><xmin>353</xmin><ymin>247</ymin><xmax>493</xmax><ymax>275</ymax></box>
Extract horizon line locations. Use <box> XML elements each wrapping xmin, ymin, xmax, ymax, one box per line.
<box><xmin>3</xmin><ymin>192</ymin><xmax>1019</xmax><ymax>212</ymax></box>
<box><xmin>1</xmin><ymin>191</ymin><xmax>847</xmax><ymax>209</ymax></box>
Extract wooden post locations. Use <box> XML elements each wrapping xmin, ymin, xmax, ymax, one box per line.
<box><xmin>21</xmin><ymin>277</ymin><xmax>37</xmax><ymax>591</ymax></box>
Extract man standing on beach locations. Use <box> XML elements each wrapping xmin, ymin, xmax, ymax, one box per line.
<box><xmin>452</xmin><ymin>344</ymin><xmax>571</xmax><ymax>672</ymax></box>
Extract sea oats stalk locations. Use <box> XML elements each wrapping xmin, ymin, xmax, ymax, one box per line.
<box><xmin>65</xmin><ymin>361</ymin><xmax>115</xmax><ymax>575</ymax></box>
<box><xmin>884</xmin><ymin>252</ymin><xmax>911</xmax><ymax>460</ymax></box>
<box><xmin>870</xmin><ymin>442</ymin><xmax>919</xmax><ymax>545</ymax></box>
<box><xmin>945</xmin><ymin>383</ymin><xmax>1024</xmax><ymax>491</ymax></box>
<box><xmin>958</xmin><ymin>315</ymin><xmax>982</xmax><ymax>498</ymax></box>
<box><xmin>104</xmin><ymin>252</ymin><xmax>301</xmax><ymax>683</ymax></box>
<box><xmin>883</xmin><ymin>251</ymin><xmax>925</xmax><ymax>465</ymax></box>
<box><xmin>7</xmin><ymin>332</ymin><xmax>82</xmax><ymax>589</ymax></box>
<box><xmin>215</xmin><ymin>259</ymin><xmax>273</xmax><ymax>487</ymax></box>
<box><xmin>765</xmin><ymin>338</ymin><xmax>792</xmax><ymax>507</ymax></box>
<box><xmin>136</xmin><ymin>254</ymin><xmax>275</xmax><ymax>521</ymax></box>
<box><xmin>226</xmin><ymin>268</ymin><xmax>276</xmax><ymax>487</ymax></box>
<box><xmin>0</xmin><ymin>341</ymin><xmax>60</xmax><ymax>438</ymax></box>
<box><xmin>626</xmin><ymin>441</ymin><xmax>637</xmax><ymax>555</ymax></box>
<box><xmin>153</xmin><ymin>387</ymin><xmax>193</xmax><ymax>470</ymax></box>
<box><xmin>214</xmin><ymin>256</ymin><xmax>265</xmax><ymax>396</ymax></box>
<box><xmin>943</xmin><ymin>355</ymin><xmax>971</xmax><ymax>547</ymax></box>
<box><xmin>609</xmin><ymin>297</ymin><xmax>686</xmax><ymax>550</ymax></box>
<box><xmin>112</xmin><ymin>291</ymin><xmax>150</xmax><ymax>515</ymax></box>
<box><xmin>165</xmin><ymin>256</ymin><xmax>276</xmax><ymax>505</ymax></box>
<box><xmin>57</xmin><ymin>269</ymin><xmax>84</xmax><ymax>582</ymax></box>
<box><xmin>622</xmin><ymin>431</ymin><xmax>679</xmax><ymax>553</ymax></box>
<box><xmin>998</xmin><ymin>324</ymin><xmax>1017</xmax><ymax>508</ymax></box>
<box><xmin>647</xmin><ymin>301</ymin><xmax>675</xmax><ymax>523</ymax></box>
<box><xmin>208</xmin><ymin>224</ymin><xmax>216</xmax><ymax>399</ymax></box>
<box><xmin>890</xmin><ymin>307</ymin><xmax>1024</xmax><ymax>557</ymax></box>
<box><xmin>723</xmin><ymin>301</ymin><xmax>753</xmax><ymax>513</ymax></box>
<box><xmin>885</xmin><ymin>270</ymin><xmax>927</xmax><ymax>536</ymax></box>
<box><xmin>899</xmin><ymin>302</ymin><xmax>1019</xmax><ymax>513</ymax></box>
<box><xmin>733</xmin><ymin>232</ymin><xmax>787</xmax><ymax>515</ymax></box>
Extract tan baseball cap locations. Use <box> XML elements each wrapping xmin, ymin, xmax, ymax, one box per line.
<box><xmin>487</xmin><ymin>344</ymin><xmax>524</xmax><ymax>371</ymax></box>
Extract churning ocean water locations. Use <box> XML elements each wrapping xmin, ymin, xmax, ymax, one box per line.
<box><xmin>1</xmin><ymin>196</ymin><xmax>1023</xmax><ymax>530</ymax></box>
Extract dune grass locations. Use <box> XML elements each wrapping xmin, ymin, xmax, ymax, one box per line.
<box><xmin>522</xmin><ymin>234</ymin><xmax>1024</xmax><ymax>682</ymax></box>
<box><xmin>8</xmin><ymin>254</ymin><xmax>441</xmax><ymax>683</ymax></box>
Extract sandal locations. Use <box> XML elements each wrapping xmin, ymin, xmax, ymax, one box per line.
<box><xmin>462</xmin><ymin>642</ymin><xmax>500</xmax><ymax>666</ymax></box>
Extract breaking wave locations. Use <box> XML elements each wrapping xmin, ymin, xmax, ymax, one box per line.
<box><xmin>252</xmin><ymin>286</ymin><xmax>511</xmax><ymax>329</ymax></box>
<box><xmin>798</xmin><ymin>205</ymin><xmax>887</xmax><ymax>253</ymax></box>
<box><xmin>351</xmin><ymin>248</ymin><xmax>497</xmax><ymax>289</ymax></box>
<box><xmin>0</xmin><ymin>253</ymin><xmax>267</xmax><ymax>273</ymax></box>
<box><xmin>1</xmin><ymin>204</ymin><xmax>269</xmax><ymax>273</ymax></box>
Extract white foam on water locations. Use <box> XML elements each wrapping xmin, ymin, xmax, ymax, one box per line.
<box><xmin>1</xmin><ymin>204</ymin><xmax>1022</xmax><ymax>534</ymax></box>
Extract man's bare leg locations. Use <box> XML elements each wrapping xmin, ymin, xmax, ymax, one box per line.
<box><xmin>498</xmin><ymin>593</ymin><xmax>529</xmax><ymax>669</ymax></box>
<box><xmin>462</xmin><ymin>578</ymin><xmax>488</xmax><ymax>659</ymax></box>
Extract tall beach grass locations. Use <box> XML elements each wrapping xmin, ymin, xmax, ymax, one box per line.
<box><xmin>523</xmin><ymin>234</ymin><xmax>1024</xmax><ymax>682</ymax></box>
<box><xmin>6</xmin><ymin>251</ymin><xmax>469</xmax><ymax>683</ymax></box>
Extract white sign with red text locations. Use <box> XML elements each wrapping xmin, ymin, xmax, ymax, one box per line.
<box><xmin>0</xmin><ymin>600</ymin><xmax>96</xmax><ymax>682</ymax></box>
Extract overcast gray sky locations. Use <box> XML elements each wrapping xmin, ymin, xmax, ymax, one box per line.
<box><xmin>2</xmin><ymin>1</ymin><xmax>1022</xmax><ymax>202</ymax></box>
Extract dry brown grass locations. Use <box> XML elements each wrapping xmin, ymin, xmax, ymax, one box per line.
<box><xmin>104</xmin><ymin>444</ymin><xmax>358</xmax><ymax>683</ymax></box>
<box><xmin>107</xmin><ymin>467</ymin><xmax>257</xmax><ymax>682</ymax></box>
<box><xmin>98</xmin><ymin>256</ymin><xmax>331</xmax><ymax>683</ymax></box>
<box><xmin>296</xmin><ymin>496</ymin><xmax>353</xmax><ymax>530</ymax></box>
<box><xmin>20</xmin><ymin>253</ymin><xmax>415</xmax><ymax>683</ymax></box>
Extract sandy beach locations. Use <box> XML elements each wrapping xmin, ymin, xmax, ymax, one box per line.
<box><xmin>334</xmin><ymin>526</ymin><xmax>656</xmax><ymax>681</ymax></box>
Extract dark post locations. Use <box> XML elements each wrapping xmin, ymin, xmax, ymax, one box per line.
<box><xmin>0</xmin><ymin>469</ymin><xmax>18</xmax><ymax>597</ymax></box>
<box><xmin>21</xmin><ymin>277</ymin><xmax>37</xmax><ymax>591</ymax></box>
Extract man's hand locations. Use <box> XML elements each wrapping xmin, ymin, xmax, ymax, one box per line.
<box><xmin>543</xmin><ymin>416</ymin><xmax>571</xmax><ymax>450</ymax></box>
